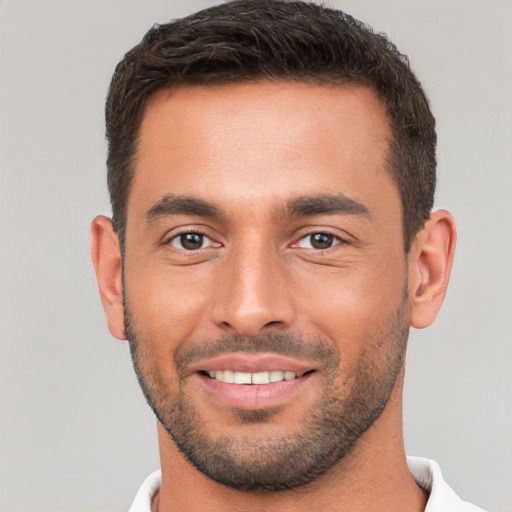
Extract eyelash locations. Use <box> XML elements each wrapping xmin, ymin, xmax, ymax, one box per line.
<box><xmin>294</xmin><ymin>231</ymin><xmax>345</xmax><ymax>251</ymax></box>
<box><xmin>166</xmin><ymin>229</ymin><xmax>218</xmax><ymax>251</ymax></box>
<box><xmin>165</xmin><ymin>229</ymin><xmax>347</xmax><ymax>252</ymax></box>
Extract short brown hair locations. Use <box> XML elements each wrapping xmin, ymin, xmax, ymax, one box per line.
<box><xmin>106</xmin><ymin>0</ymin><xmax>436</xmax><ymax>251</ymax></box>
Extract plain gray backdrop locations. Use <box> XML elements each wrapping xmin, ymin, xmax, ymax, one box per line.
<box><xmin>0</xmin><ymin>1</ymin><xmax>511</xmax><ymax>511</ymax></box>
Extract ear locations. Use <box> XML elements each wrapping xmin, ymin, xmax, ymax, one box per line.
<box><xmin>408</xmin><ymin>210</ymin><xmax>457</xmax><ymax>329</ymax></box>
<box><xmin>90</xmin><ymin>216</ymin><xmax>126</xmax><ymax>340</ymax></box>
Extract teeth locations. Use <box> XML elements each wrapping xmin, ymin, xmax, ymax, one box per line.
<box><xmin>222</xmin><ymin>370</ymin><xmax>234</xmax><ymax>383</ymax></box>
<box><xmin>269</xmin><ymin>370</ymin><xmax>284</xmax><ymax>382</ymax></box>
<box><xmin>251</xmin><ymin>371</ymin><xmax>270</xmax><ymax>384</ymax></box>
<box><xmin>207</xmin><ymin>370</ymin><xmax>300</xmax><ymax>384</ymax></box>
<box><xmin>233</xmin><ymin>372</ymin><xmax>252</xmax><ymax>384</ymax></box>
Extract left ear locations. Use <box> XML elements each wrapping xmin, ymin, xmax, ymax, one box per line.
<box><xmin>408</xmin><ymin>210</ymin><xmax>457</xmax><ymax>329</ymax></box>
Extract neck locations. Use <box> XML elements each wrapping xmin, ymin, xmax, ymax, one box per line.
<box><xmin>152</xmin><ymin>374</ymin><xmax>428</xmax><ymax>512</ymax></box>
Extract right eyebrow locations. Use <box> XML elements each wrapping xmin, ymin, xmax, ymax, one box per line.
<box><xmin>145</xmin><ymin>195</ymin><xmax>223</xmax><ymax>223</ymax></box>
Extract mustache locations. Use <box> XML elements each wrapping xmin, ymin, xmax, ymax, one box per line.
<box><xmin>174</xmin><ymin>333</ymin><xmax>340</xmax><ymax>374</ymax></box>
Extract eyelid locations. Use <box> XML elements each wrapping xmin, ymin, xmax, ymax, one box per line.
<box><xmin>170</xmin><ymin>233</ymin><xmax>215</xmax><ymax>250</ymax></box>
<box><xmin>164</xmin><ymin>227</ymin><xmax>222</xmax><ymax>250</ymax></box>
<box><xmin>290</xmin><ymin>227</ymin><xmax>352</xmax><ymax>251</ymax></box>
<box><xmin>296</xmin><ymin>233</ymin><xmax>342</xmax><ymax>249</ymax></box>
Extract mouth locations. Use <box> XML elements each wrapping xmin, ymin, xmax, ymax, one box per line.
<box><xmin>201</xmin><ymin>369</ymin><xmax>314</xmax><ymax>384</ymax></box>
<box><xmin>191</xmin><ymin>353</ymin><xmax>318</xmax><ymax>410</ymax></box>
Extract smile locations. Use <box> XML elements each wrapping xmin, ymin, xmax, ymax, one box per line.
<box><xmin>204</xmin><ymin>370</ymin><xmax>309</xmax><ymax>385</ymax></box>
<box><xmin>189</xmin><ymin>353</ymin><xmax>319</xmax><ymax>409</ymax></box>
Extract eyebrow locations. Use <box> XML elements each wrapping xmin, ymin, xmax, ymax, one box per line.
<box><xmin>145</xmin><ymin>193</ymin><xmax>370</xmax><ymax>223</ymax></box>
<box><xmin>146</xmin><ymin>195</ymin><xmax>222</xmax><ymax>222</ymax></box>
<box><xmin>284</xmin><ymin>194</ymin><xmax>371</xmax><ymax>219</ymax></box>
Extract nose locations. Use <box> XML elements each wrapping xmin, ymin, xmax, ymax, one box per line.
<box><xmin>211</xmin><ymin>243</ymin><xmax>295</xmax><ymax>336</ymax></box>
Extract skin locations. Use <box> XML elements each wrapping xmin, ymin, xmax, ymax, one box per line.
<box><xmin>91</xmin><ymin>81</ymin><xmax>456</xmax><ymax>512</ymax></box>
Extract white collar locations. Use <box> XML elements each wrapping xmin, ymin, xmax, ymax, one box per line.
<box><xmin>407</xmin><ymin>456</ymin><xmax>486</xmax><ymax>512</ymax></box>
<box><xmin>127</xmin><ymin>458</ymin><xmax>486</xmax><ymax>511</ymax></box>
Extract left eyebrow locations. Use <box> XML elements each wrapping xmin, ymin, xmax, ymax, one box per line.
<box><xmin>283</xmin><ymin>194</ymin><xmax>371</xmax><ymax>219</ymax></box>
<box><xmin>146</xmin><ymin>194</ymin><xmax>223</xmax><ymax>223</ymax></box>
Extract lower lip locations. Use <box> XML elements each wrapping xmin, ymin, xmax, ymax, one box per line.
<box><xmin>197</xmin><ymin>373</ymin><xmax>314</xmax><ymax>410</ymax></box>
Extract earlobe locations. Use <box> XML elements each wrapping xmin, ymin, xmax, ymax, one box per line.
<box><xmin>90</xmin><ymin>215</ymin><xmax>126</xmax><ymax>340</ymax></box>
<box><xmin>409</xmin><ymin>210</ymin><xmax>457</xmax><ymax>329</ymax></box>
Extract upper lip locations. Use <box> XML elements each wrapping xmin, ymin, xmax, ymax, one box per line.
<box><xmin>188</xmin><ymin>353</ymin><xmax>317</xmax><ymax>375</ymax></box>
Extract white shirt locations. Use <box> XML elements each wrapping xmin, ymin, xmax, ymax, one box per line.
<box><xmin>127</xmin><ymin>457</ymin><xmax>487</xmax><ymax>512</ymax></box>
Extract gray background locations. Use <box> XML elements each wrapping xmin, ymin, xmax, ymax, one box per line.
<box><xmin>0</xmin><ymin>1</ymin><xmax>510</xmax><ymax>511</ymax></box>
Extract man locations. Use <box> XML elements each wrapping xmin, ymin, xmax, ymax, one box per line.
<box><xmin>91</xmin><ymin>1</ymin><xmax>485</xmax><ymax>510</ymax></box>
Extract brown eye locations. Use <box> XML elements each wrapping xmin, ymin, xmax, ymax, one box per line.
<box><xmin>170</xmin><ymin>232</ymin><xmax>207</xmax><ymax>250</ymax></box>
<box><xmin>297</xmin><ymin>232</ymin><xmax>340</xmax><ymax>250</ymax></box>
<box><xmin>310</xmin><ymin>233</ymin><xmax>334</xmax><ymax>249</ymax></box>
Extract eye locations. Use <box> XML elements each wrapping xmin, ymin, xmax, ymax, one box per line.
<box><xmin>169</xmin><ymin>232</ymin><xmax>216</xmax><ymax>251</ymax></box>
<box><xmin>296</xmin><ymin>232</ymin><xmax>342</xmax><ymax>250</ymax></box>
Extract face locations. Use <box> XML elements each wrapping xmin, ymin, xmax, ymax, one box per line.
<box><xmin>123</xmin><ymin>82</ymin><xmax>410</xmax><ymax>490</ymax></box>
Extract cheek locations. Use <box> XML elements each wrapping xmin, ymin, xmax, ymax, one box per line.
<box><xmin>295</xmin><ymin>253</ymin><xmax>407</xmax><ymax>354</ymax></box>
<box><xmin>123</xmin><ymin>257</ymin><xmax>216</xmax><ymax>343</ymax></box>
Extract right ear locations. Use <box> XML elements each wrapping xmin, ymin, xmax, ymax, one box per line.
<box><xmin>90</xmin><ymin>216</ymin><xmax>126</xmax><ymax>340</ymax></box>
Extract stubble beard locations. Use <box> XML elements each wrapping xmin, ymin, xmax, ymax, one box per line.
<box><xmin>124</xmin><ymin>298</ymin><xmax>410</xmax><ymax>492</ymax></box>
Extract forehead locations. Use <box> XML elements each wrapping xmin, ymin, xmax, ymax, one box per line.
<box><xmin>130</xmin><ymin>81</ymin><xmax>399</xmax><ymax>224</ymax></box>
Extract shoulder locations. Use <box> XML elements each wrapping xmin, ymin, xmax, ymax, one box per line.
<box><xmin>407</xmin><ymin>457</ymin><xmax>487</xmax><ymax>512</ymax></box>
